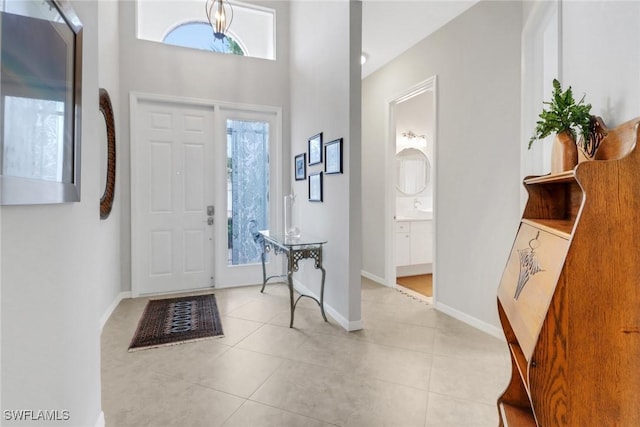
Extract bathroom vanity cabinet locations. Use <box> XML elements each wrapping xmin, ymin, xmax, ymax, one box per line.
<box><xmin>395</xmin><ymin>219</ymin><xmax>432</xmax><ymax>266</ymax></box>
<box><xmin>496</xmin><ymin>117</ymin><xmax>640</xmax><ymax>426</ymax></box>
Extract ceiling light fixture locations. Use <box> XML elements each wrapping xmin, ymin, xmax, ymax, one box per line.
<box><xmin>205</xmin><ymin>0</ymin><xmax>234</xmax><ymax>40</ymax></box>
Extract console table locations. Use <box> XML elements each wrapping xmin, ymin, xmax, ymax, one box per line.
<box><xmin>256</xmin><ymin>230</ymin><xmax>328</xmax><ymax>328</ymax></box>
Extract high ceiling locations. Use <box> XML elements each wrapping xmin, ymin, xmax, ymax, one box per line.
<box><xmin>361</xmin><ymin>1</ymin><xmax>479</xmax><ymax>78</ymax></box>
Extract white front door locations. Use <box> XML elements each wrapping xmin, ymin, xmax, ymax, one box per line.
<box><xmin>132</xmin><ymin>98</ymin><xmax>215</xmax><ymax>296</ymax></box>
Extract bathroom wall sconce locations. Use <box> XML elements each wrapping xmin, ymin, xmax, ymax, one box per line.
<box><xmin>397</xmin><ymin>131</ymin><xmax>427</xmax><ymax>151</ymax></box>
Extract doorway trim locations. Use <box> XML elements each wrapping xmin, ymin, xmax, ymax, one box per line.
<box><xmin>520</xmin><ymin>0</ymin><xmax>561</xmax><ymax>209</ymax></box>
<box><xmin>384</xmin><ymin>76</ymin><xmax>437</xmax><ymax>301</ymax></box>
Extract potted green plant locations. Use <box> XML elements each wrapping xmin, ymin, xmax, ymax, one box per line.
<box><xmin>528</xmin><ymin>79</ymin><xmax>592</xmax><ymax>173</ymax></box>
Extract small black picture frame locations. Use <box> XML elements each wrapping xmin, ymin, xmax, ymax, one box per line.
<box><xmin>308</xmin><ymin>172</ymin><xmax>323</xmax><ymax>202</ymax></box>
<box><xmin>294</xmin><ymin>153</ymin><xmax>306</xmax><ymax>181</ymax></box>
<box><xmin>308</xmin><ymin>132</ymin><xmax>323</xmax><ymax>165</ymax></box>
<box><xmin>324</xmin><ymin>138</ymin><xmax>343</xmax><ymax>174</ymax></box>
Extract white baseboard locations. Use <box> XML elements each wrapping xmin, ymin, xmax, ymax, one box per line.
<box><xmin>100</xmin><ymin>291</ymin><xmax>131</xmax><ymax>332</ymax></box>
<box><xmin>324</xmin><ymin>303</ymin><xmax>363</xmax><ymax>332</ymax></box>
<box><xmin>435</xmin><ymin>301</ymin><xmax>504</xmax><ymax>340</ymax></box>
<box><xmin>293</xmin><ymin>279</ymin><xmax>363</xmax><ymax>332</ymax></box>
<box><xmin>95</xmin><ymin>411</ymin><xmax>105</xmax><ymax>427</ymax></box>
<box><xmin>360</xmin><ymin>270</ymin><xmax>386</xmax><ymax>286</ymax></box>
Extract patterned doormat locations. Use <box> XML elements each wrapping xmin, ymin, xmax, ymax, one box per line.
<box><xmin>128</xmin><ymin>294</ymin><xmax>224</xmax><ymax>352</ymax></box>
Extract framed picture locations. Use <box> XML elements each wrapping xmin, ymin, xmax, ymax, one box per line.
<box><xmin>308</xmin><ymin>172</ymin><xmax>323</xmax><ymax>202</ymax></box>
<box><xmin>294</xmin><ymin>153</ymin><xmax>306</xmax><ymax>181</ymax></box>
<box><xmin>0</xmin><ymin>0</ymin><xmax>83</xmax><ymax>205</ymax></box>
<box><xmin>308</xmin><ymin>132</ymin><xmax>323</xmax><ymax>165</ymax></box>
<box><xmin>324</xmin><ymin>138</ymin><xmax>343</xmax><ymax>174</ymax></box>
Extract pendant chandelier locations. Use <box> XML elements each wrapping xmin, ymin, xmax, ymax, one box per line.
<box><xmin>205</xmin><ymin>0</ymin><xmax>234</xmax><ymax>40</ymax></box>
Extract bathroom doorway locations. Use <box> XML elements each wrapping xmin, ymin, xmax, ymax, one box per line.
<box><xmin>386</xmin><ymin>77</ymin><xmax>436</xmax><ymax>302</ymax></box>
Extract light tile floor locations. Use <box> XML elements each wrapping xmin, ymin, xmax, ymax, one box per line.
<box><xmin>101</xmin><ymin>278</ymin><xmax>511</xmax><ymax>427</ymax></box>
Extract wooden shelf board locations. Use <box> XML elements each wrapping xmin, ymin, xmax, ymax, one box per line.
<box><xmin>499</xmin><ymin>402</ymin><xmax>537</xmax><ymax>427</ymax></box>
<box><xmin>524</xmin><ymin>171</ymin><xmax>576</xmax><ymax>185</ymax></box>
<box><xmin>521</xmin><ymin>218</ymin><xmax>572</xmax><ymax>239</ymax></box>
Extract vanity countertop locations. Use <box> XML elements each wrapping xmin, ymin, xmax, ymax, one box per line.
<box><xmin>396</xmin><ymin>212</ymin><xmax>432</xmax><ymax>221</ymax></box>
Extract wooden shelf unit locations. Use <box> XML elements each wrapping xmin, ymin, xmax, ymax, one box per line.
<box><xmin>497</xmin><ymin>117</ymin><xmax>640</xmax><ymax>426</ymax></box>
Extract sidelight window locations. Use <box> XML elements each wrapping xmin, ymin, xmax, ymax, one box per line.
<box><xmin>226</xmin><ymin>119</ymin><xmax>269</xmax><ymax>265</ymax></box>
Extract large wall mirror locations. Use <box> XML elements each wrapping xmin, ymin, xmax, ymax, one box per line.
<box><xmin>396</xmin><ymin>147</ymin><xmax>430</xmax><ymax>195</ymax></box>
<box><xmin>0</xmin><ymin>0</ymin><xmax>83</xmax><ymax>205</ymax></box>
<box><xmin>99</xmin><ymin>88</ymin><xmax>116</xmax><ymax>219</ymax></box>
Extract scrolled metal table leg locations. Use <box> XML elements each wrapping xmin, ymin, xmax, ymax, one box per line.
<box><xmin>260</xmin><ymin>249</ymin><xmax>267</xmax><ymax>293</ymax></box>
<box><xmin>319</xmin><ymin>265</ymin><xmax>327</xmax><ymax>322</ymax></box>
<box><xmin>288</xmin><ymin>270</ymin><xmax>295</xmax><ymax>328</ymax></box>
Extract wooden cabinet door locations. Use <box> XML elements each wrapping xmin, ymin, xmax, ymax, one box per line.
<box><xmin>410</xmin><ymin>220</ymin><xmax>432</xmax><ymax>264</ymax></box>
<box><xmin>396</xmin><ymin>232</ymin><xmax>411</xmax><ymax>266</ymax></box>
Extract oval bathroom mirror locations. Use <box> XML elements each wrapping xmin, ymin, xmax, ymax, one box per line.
<box><xmin>396</xmin><ymin>147</ymin><xmax>429</xmax><ymax>195</ymax></box>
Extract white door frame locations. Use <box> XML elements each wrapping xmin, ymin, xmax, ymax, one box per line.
<box><xmin>521</xmin><ymin>0</ymin><xmax>561</xmax><ymax>209</ymax></box>
<box><xmin>384</xmin><ymin>76</ymin><xmax>437</xmax><ymax>299</ymax></box>
<box><xmin>130</xmin><ymin>92</ymin><xmax>283</xmax><ymax>296</ymax></box>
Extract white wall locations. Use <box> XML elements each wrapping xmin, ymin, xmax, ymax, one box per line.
<box><xmin>289</xmin><ymin>1</ymin><xmax>362</xmax><ymax>330</ymax></box>
<box><xmin>0</xmin><ymin>1</ymin><xmax>104</xmax><ymax>425</ymax></box>
<box><xmin>561</xmin><ymin>1</ymin><xmax>640</xmax><ymax>126</ymax></box>
<box><xmin>117</xmin><ymin>0</ymin><xmax>290</xmax><ymax>294</ymax></box>
<box><xmin>98</xmin><ymin>0</ymin><xmax>124</xmax><ymax>325</ymax></box>
<box><xmin>362</xmin><ymin>1</ymin><xmax>522</xmax><ymax>332</ymax></box>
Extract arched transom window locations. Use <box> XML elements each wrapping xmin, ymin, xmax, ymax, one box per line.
<box><xmin>163</xmin><ymin>21</ymin><xmax>245</xmax><ymax>55</ymax></box>
<box><xmin>136</xmin><ymin>1</ymin><xmax>275</xmax><ymax>60</ymax></box>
